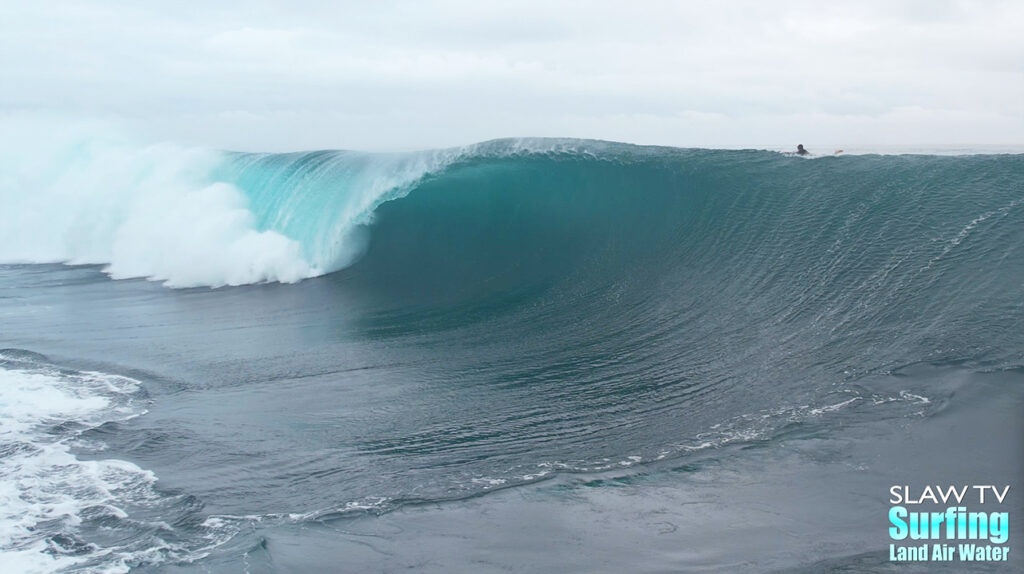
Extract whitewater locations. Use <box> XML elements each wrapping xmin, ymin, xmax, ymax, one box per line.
<box><xmin>1</xmin><ymin>123</ymin><xmax>1022</xmax><ymax>572</ymax></box>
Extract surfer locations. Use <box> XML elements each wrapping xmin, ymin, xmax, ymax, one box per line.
<box><xmin>792</xmin><ymin>144</ymin><xmax>844</xmax><ymax>156</ymax></box>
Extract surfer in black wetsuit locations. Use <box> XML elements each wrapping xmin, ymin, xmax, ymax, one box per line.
<box><xmin>796</xmin><ymin>144</ymin><xmax>809</xmax><ymax>156</ymax></box>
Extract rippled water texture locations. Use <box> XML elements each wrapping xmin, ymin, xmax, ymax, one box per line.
<box><xmin>1</xmin><ymin>140</ymin><xmax>1022</xmax><ymax>572</ymax></box>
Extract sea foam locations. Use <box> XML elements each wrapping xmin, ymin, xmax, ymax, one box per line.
<box><xmin>0</xmin><ymin>359</ymin><xmax>151</xmax><ymax>573</ymax></box>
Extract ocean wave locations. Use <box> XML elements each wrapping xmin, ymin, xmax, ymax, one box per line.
<box><xmin>2</xmin><ymin>119</ymin><xmax>1022</xmax><ymax>295</ymax></box>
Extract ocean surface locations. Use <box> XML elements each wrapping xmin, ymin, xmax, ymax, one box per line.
<box><xmin>0</xmin><ymin>136</ymin><xmax>1022</xmax><ymax>573</ymax></box>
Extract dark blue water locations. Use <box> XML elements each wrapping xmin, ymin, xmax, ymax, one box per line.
<box><xmin>1</xmin><ymin>141</ymin><xmax>1022</xmax><ymax>572</ymax></box>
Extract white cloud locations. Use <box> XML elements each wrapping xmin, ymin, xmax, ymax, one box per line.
<box><xmin>2</xmin><ymin>0</ymin><xmax>1021</xmax><ymax>150</ymax></box>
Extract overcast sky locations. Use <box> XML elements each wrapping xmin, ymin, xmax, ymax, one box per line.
<box><xmin>2</xmin><ymin>1</ymin><xmax>1022</xmax><ymax>151</ymax></box>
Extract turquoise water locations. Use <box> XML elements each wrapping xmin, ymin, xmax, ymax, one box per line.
<box><xmin>0</xmin><ymin>140</ymin><xmax>1021</xmax><ymax>572</ymax></box>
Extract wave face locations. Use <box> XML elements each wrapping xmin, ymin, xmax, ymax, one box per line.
<box><xmin>3</xmin><ymin>130</ymin><xmax>1023</xmax><ymax>368</ymax></box>
<box><xmin>320</xmin><ymin>145</ymin><xmax>1024</xmax><ymax>469</ymax></box>
<box><xmin>1</xmin><ymin>126</ymin><xmax>1022</xmax><ymax>367</ymax></box>
<box><xmin>3</xmin><ymin>130</ymin><xmax>1024</xmax><ymax>368</ymax></box>
<box><xmin>5</xmin><ymin>130</ymin><xmax>1022</xmax><ymax>302</ymax></box>
<box><xmin>225</xmin><ymin>141</ymin><xmax>1024</xmax><ymax>373</ymax></box>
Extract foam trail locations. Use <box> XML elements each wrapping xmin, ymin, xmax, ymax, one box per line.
<box><xmin>0</xmin><ymin>356</ymin><xmax>150</xmax><ymax>573</ymax></box>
